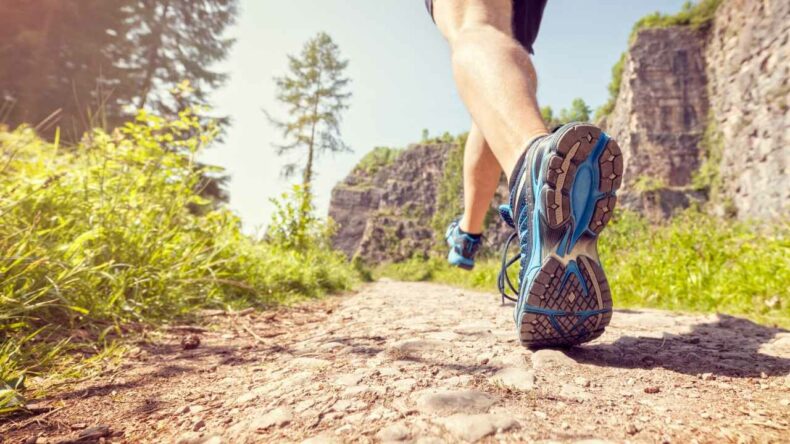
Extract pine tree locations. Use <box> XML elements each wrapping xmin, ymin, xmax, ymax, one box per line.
<box><xmin>267</xmin><ymin>32</ymin><xmax>352</xmax><ymax>190</ymax></box>
<box><xmin>0</xmin><ymin>0</ymin><xmax>131</xmax><ymax>138</ymax></box>
<box><xmin>0</xmin><ymin>0</ymin><xmax>238</xmax><ymax>139</ymax></box>
<box><xmin>122</xmin><ymin>0</ymin><xmax>238</xmax><ymax>117</ymax></box>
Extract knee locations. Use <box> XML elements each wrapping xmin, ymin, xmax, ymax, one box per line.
<box><xmin>448</xmin><ymin>25</ymin><xmax>498</xmax><ymax>66</ymax></box>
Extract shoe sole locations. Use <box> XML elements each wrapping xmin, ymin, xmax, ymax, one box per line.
<box><xmin>518</xmin><ymin>124</ymin><xmax>623</xmax><ymax>348</ymax></box>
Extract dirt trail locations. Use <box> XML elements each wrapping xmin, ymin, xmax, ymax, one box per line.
<box><xmin>3</xmin><ymin>281</ymin><xmax>790</xmax><ymax>443</ymax></box>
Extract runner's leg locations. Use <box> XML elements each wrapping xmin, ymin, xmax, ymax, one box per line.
<box><xmin>460</xmin><ymin>123</ymin><xmax>501</xmax><ymax>234</ymax></box>
<box><xmin>433</xmin><ymin>0</ymin><xmax>548</xmax><ymax>180</ymax></box>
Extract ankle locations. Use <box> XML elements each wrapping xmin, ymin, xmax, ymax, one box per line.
<box><xmin>459</xmin><ymin>218</ymin><xmax>483</xmax><ymax>236</ymax></box>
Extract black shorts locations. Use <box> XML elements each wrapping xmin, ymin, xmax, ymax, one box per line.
<box><xmin>425</xmin><ymin>0</ymin><xmax>548</xmax><ymax>54</ymax></box>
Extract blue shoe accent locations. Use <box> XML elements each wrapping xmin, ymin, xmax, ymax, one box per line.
<box><xmin>445</xmin><ymin>219</ymin><xmax>482</xmax><ymax>270</ymax></box>
<box><xmin>498</xmin><ymin>123</ymin><xmax>624</xmax><ymax>348</ymax></box>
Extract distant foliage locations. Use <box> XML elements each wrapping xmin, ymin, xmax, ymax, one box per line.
<box><xmin>354</xmin><ymin>147</ymin><xmax>403</xmax><ymax>176</ymax></box>
<box><xmin>542</xmin><ymin>98</ymin><xmax>592</xmax><ymax>128</ymax></box>
<box><xmin>594</xmin><ymin>53</ymin><xmax>627</xmax><ymax>121</ymax></box>
<box><xmin>0</xmin><ymin>111</ymin><xmax>354</xmax><ymax>408</ymax></box>
<box><xmin>267</xmin><ymin>32</ymin><xmax>352</xmax><ymax>187</ymax></box>
<box><xmin>630</xmin><ymin>0</ymin><xmax>723</xmax><ymax>41</ymax></box>
<box><xmin>431</xmin><ymin>132</ymin><xmax>468</xmax><ymax>239</ymax></box>
<box><xmin>0</xmin><ymin>0</ymin><xmax>238</xmax><ymax>139</ymax></box>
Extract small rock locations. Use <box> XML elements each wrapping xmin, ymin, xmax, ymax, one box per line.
<box><xmin>760</xmin><ymin>371</ymin><xmax>768</xmax><ymax>379</ymax></box>
<box><xmin>181</xmin><ymin>335</ymin><xmax>201</xmax><ymax>350</ymax></box>
<box><xmin>251</xmin><ymin>407</ymin><xmax>293</xmax><ymax>430</ymax></box>
<box><xmin>533</xmin><ymin>411</ymin><xmax>547</xmax><ymax>420</ymax></box>
<box><xmin>779</xmin><ymin>399</ymin><xmax>790</xmax><ymax>407</ymax></box>
<box><xmin>701</xmin><ymin>373</ymin><xmax>716</xmax><ymax>381</ymax></box>
<box><xmin>644</xmin><ymin>386</ymin><xmax>660</xmax><ymax>394</ymax></box>
<box><xmin>394</xmin><ymin>378</ymin><xmax>418</xmax><ymax>393</ymax></box>
<box><xmin>376</xmin><ymin>423</ymin><xmax>411</xmax><ymax>442</ymax></box>
<box><xmin>437</xmin><ymin>414</ymin><xmax>519</xmax><ymax>443</ymax></box>
<box><xmin>561</xmin><ymin>384</ymin><xmax>591</xmax><ymax>402</ymax></box>
<box><xmin>77</xmin><ymin>425</ymin><xmax>112</xmax><ymax>441</ymax></box>
<box><xmin>235</xmin><ymin>391</ymin><xmax>260</xmax><ymax>405</ymax></box>
<box><xmin>301</xmin><ymin>433</ymin><xmax>341</xmax><ymax>444</ymax></box>
<box><xmin>334</xmin><ymin>374</ymin><xmax>363</xmax><ymax>387</ymax></box>
<box><xmin>193</xmin><ymin>419</ymin><xmax>206</xmax><ymax>432</ymax></box>
<box><xmin>289</xmin><ymin>357</ymin><xmax>330</xmax><ymax>369</ymax></box>
<box><xmin>70</xmin><ymin>423</ymin><xmax>88</xmax><ymax>430</ymax></box>
<box><xmin>574</xmin><ymin>377</ymin><xmax>590</xmax><ymax>388</ymax></box>
<box><xmin>531</xmin><ymin>349</ymin><xmax>576</xmax><ymax>370</ymax></box>
<box><xmin>490</xmin><ymin>367</ymin><xmax>536</xmax><ymax>391</ymax></box>
<box><xmin>332</xmin><ymin>399</ymin><xmax>352</xmax><ymax>412</ymax></box>
<box><xmin>334</xmin><ymin>424</ymin><xmax>353</xmax><ymax>435</ymax></box>
<box><xmin>626</xmin><ymin>423</ymin><xmax>639</xmax><ymax>435</ymax></box>
<box><xmin>415</xmin><ymin>390</ymin><xmax>497</xmax><ymax>415</ymax></box>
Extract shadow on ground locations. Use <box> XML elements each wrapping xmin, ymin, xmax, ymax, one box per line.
<box><xmin>567</xmin><ymin>313</ymin><xmax>790</xmax><ymax>378</ymax></box>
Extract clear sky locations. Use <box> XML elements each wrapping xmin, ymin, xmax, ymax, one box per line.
<box><xmin>201</xmin><ymin>0</ymin><xmax>688</xmax><ymax>234</ymax></box>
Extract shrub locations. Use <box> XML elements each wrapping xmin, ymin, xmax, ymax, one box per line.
<box><xmin>379</xmin><ymin>210</ymin><xmax>789</xmax><ymax>328</ymax></box>
<box><xmin>0</xmin><ymin>110</ymin><xmax>355</xmax><ymax>409</ymax></box>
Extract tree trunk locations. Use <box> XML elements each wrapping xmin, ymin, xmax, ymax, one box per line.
<box><xmin>137</xmin><ymin>0</ymin><xmax>171</xmax><ymax>110</ymax></box>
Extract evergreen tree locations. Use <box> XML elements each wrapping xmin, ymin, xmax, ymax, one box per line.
<box><xmin>267</xmin><ymin>32</ymin><xmax>352</xmax><ymax>189</ymax></box>
<box><xmin>558</xmin><ymin>98</ymin><xmax>592</xmax><ymax>124</ymax></box>
<box><xmin>0</xmin><ymin>0</ymin><xmax>131</xmax><ymax>138</ymax></box>
<box><xmin>122</xmin><ymin>0</ymin><xmax>238</xmax><ymax>117</ymax></box>
<box><xmin>0</xmin><ymin>0</ymin><xmax>237</xmax><ymax>139</ymax></box>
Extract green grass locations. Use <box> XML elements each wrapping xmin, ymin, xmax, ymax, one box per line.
<box><xmin>0</xmin><ymin>110</ymin><xmax>356</xmax><ymax>412</ymax></box>
<box><xmin>378</xmin><ymin>210</ymin><xmax>790</xmax><ymax>328</ymax></box>
<box><xmin>353</xmin><ymin>146</ymin><xmax>402</xmax><ymax>176</ymax></box>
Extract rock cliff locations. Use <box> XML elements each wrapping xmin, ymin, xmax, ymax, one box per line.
<box><xmin>329</xmin><ymin>143</ymin><xmax>450</xmax><ymax>263</ymax></box>
<box><xmin>705</xmin><ymin>0</ymin><xmax>789</xmax><ymax>219</ymax></box>
<box><xmin>604</xmin><ymin>0</ymin><xmax>789</xmax><ymax>219</ymax></box>
<box><xmin>331</xmin><ymin>0</ymin><xmax>788</xmax><ymax>263</ymax></box>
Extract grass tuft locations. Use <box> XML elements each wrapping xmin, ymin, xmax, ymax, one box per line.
<box><xmin>378</xmin><ymin>210</ymin><xmax>789</xmax><ymax>328</ymax></box>
<box><xmin>0</xmin><ymin>110</ymin><xmax>356</xmax><ymax>412</ymax></box>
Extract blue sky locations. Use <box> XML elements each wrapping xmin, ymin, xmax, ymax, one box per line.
<box><xmin>201</xmin><ymin>0</ymin><xmax>688</xmax><ymax>234</ymax></box>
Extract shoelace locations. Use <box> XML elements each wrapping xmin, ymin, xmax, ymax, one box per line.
<box><xmin>496</xmin><ymin>205</ymin><xmax>521</xmax><ymax>304</ymax></box>
<box><xmin>497</xmin><ymin>231</ymin><xmax>521</xmax><ymax>304</ymax></box>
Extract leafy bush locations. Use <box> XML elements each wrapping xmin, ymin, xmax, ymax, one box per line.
<box><xmin>354</xmin><ymin>146</ymin><xmax>402</xmax><ymax>176</ymax></box>
<box><xmin>630</xmin><ymin>0</ymin><xmax>723</xmax><ymax>41</ymax></box>
<box><xmin>0</xmin><ymin>110</ymin><xmax>355</xmax><ymax>407</ymax></box>
<box><xmin>594</xmin><ymin>52</ymin><xmax>627</xmax><ymax>121</ymax></box>
<box><xmin>379</xmin><ymin>210</ymin><xmax>789</xmax><ymax>328</ymax></box>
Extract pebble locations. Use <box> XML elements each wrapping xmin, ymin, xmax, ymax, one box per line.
<box><xmin>394</xmin><ymin>378</ymin><xmax>418</xmax><ymax>393</ymax></box>
<box><xmin>289</xmin><ymin>358</ymin><xmax>330</xmax><ymax>369</ymax></box>
<box><xmin>531</xmin><ymin>349</ymin><xmax>576</xmax><ymax>370</ymax></box>
<box><xmin>251</xmin><ymin>407</ymin><xmax>293</xmax><ymax>430</ymax></box>
<box><xmin>192</xmin><ymin>419</ymin><xmax>205</xmax><ymax>431</ymax></box>
<box><xmin>437</xmin><ymin>413</ymin><xmax>519</xmax><ymax>442</ymax></box>
<box><xmin>301</xmin><ymin>433</ymin><xmax>341</xmax><ymax>444</ymax></box>
<box><xmin>644</xmin><ymin>386</ymin><xmax>661</xmax><ymax>394</ymax></box>
<box><xmin>574</xmin><ymin>377</ymin><xmax>590</xmax><ymax>388</ymax></box>
<box><xmin>376</xmin><ymin>423</ymin><xmax>411</xmax><ymax>442</ymax></box>
<box><xmin>490</xmin><ymin>367</ymin><xmax>536</xmax><ymax>391</ymax></box>
<box><xmin>561</xmin><ymin>384</ymin><xmax>592</xmax><ymax>402</ymax></box>
<box><xmin>415</xmin><ymin>390</ymin><xmax>497</xmax><ymax>415</ymax></box>
<box><xmin>334</xmin><ymin>374</ymin><xmax>363</xmax><ymax>387</ymax></box>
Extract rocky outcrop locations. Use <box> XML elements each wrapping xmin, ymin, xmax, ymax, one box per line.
<box><xmin>607</xmin><ymin>27</ymin><xmax>710</xmax><ymax>191</ymax></box>
<box><xmin>705</xmin><ymin>0</ymin><xmax>789</xmax><ymax>219</ymax></box>
<box><xmin>329</xmin><ymin>144</ymin><xmax>451</xmax><ymax>263</ymax></box>
<box><xmin>605</xmin><ymin>0</ymin><xmax>789</xmax><ymax>220</ymax></box>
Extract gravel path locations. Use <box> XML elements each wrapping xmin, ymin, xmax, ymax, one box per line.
<box><xmin>3</xmin><ymin>280</ymin><xmax>789</xmax><ymax>443</ymax></box>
